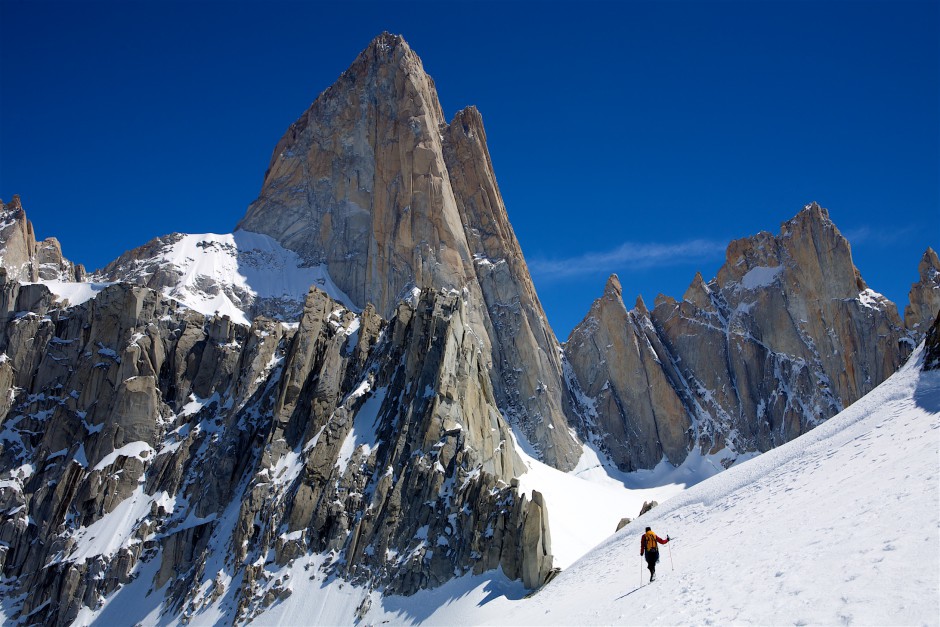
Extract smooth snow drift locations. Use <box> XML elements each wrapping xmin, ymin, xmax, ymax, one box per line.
<box><xmin>27</xmin><ymin>280</ymin><xmax>111</xmax><ymax>307</ymax></box>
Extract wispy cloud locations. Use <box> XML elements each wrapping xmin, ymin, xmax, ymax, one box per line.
<box><xmin>841</xmin><ymin>225</ymin><xmax>917</xmax><ymax>248</ymax></box>
<box><xmin>528</xmin><ymin>238</ymin><xmax>727</xmax><ymax>281</ymax></box>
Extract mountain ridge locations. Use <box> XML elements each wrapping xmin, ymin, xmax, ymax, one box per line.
<box><xmin>564</xmin><ymin>201</ymin><xmax>918</xmax><ymax>471</ymax></box>
<box><xmin>0</xmin><ymin>32</ymin><xmax>938</xmax><ymax>626</ymax></box>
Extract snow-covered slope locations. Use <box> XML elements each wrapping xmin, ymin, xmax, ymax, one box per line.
<box><xmin>207</xmin><ymin>345</ymin><xmax>937</xmax><ymax>626</ymax></box>
<box><xmin>494</xmin><ymin>345</ymin><xmax>939</xmax><ymax>626</ymax></box>
<box><xmin>88</xmin><ymin>230</ymin><xmax>356</xmax><ymax>325</ymax></box>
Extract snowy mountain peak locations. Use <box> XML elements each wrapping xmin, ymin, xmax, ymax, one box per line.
<box><xmin>93</xmin><ymin>229</ymin><xmax>356</xmax><ymax>325</ymax></box>
<box><xmin>1</xmin><ymin>194</ymin><xmax>22</xmax><ymax>211</ymax></box>
<box><xmin>789</xmin><ymin>199</ymin><xmax>834</xmax><ymax>232</ymax></box>
<box><xmin>566</xmin><ymin>203</ymin><xmax>909</xmax><ymax>473</ymax></box>
<box><xmin>449</xmin><ymin>105</ymin><xmax>485</xmax><ymax>136</ymax></box>
<box><xmin>682</xmin><ymin>270</ymin><xmax>712</xmax><ymax>308</ymax></box>
<box><xmin>364</xmin><ymin>31</ymin><xmax>408</xmax><ymax>54</ymax></box>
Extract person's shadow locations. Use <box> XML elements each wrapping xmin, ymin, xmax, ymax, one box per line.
<box><xmin>615</xmin><ymin>586</ymin><xmax>646</xmax><ymax>600</ymax></box>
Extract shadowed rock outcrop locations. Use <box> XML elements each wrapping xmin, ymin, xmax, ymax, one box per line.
<box><xmin>905</xmin><ymin>247</ymin><xmax>940</xmax><ymax>342</ymax></box>
<box><xmin>923</xmin><ymin>311</ymin><xmax>940</xmax><ymax>371</ymax></box>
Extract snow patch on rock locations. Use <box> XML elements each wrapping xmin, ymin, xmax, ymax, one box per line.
<box><xmin>740</xmin><ymin>265</ymin><xmax>783</xmax><ymax>290</ymax></box>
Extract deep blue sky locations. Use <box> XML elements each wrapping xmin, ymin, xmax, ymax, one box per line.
<box><xmin>1</xmin><ymin>1</ymin><xmax>937</xmax><ymax>337</ymax></box>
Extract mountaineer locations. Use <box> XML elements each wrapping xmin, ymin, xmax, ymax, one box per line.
<box><xmin>640</xmin><ymin>526</ymin><xmax>670</xmax><ymax>581</ymax></box>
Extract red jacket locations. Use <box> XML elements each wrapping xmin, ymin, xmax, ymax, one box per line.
<box><xmin>640</xmin><ymin>532</ymin><xmax>668</xmax><ymax>555</ymax></box>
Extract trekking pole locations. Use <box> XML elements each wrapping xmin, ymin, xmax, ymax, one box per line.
<box><xmin>639</xmin><ymin>556</ymin><xmax>643</xmax><ymax>586</ymax></box>
<box><xmin>668</xmin><ymin>540</ymin><xmax>674</xmax><ymax>571</ymax></box>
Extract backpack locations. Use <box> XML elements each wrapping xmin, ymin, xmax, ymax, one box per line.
<box><xmin>644</xmin><ymin>531</ymin><xmax>659</xmax><ymax>552</ymax></box>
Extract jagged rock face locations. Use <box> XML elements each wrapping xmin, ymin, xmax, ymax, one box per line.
<box><xmin>0</xmin><ymin>196</ymin><xmax>85</xmax><ymax>283</ymax></box>
<box><xmin>0</xmin><ymin>276</ymin><xmax>553</xmax><ymax>625</ymax></box>
<box><xmin>95</xmin><ymin>232</ymin><xmax>192</xmax><ymax>292</ymax></box>
<box><xmin>442</xmin><ymin>106</ymin><xmax>576</xmax><ymax>471</ymax></box>
<box><xmin>566</xmin><ymin>203</ymin><xmax>909</xmax><ymax>469</ymax></box>
<box><xmin>905</xmin><ymin>247</ymin><xmax>940</xmax><ymax>341</ymax></box>
<box><xmin>699</xmin><ymin>203</ymin><xmax>906</xmax><ymax>419</ymax></box>
<box><xmin>565</xmin><ymin>276</ymin><xmax>690</xmax><ymax>471</ymax></box>
<box><xmin>237</xmin><ymin>32</ymin><xmax>472</xmax><ymax>315</ymax></box>
<box><xmin>923</xmin><ymin>311</ymin><xmax>940</xmax><ymax>371</ymax></box>
<box><xmin>236</xmin><ymin>33</ymin><xmax>579</xmax><ymax>470</ymax></box>
<box><xmin>0</xmin><ymin>277</ymin><xmax>274</xmax><ymax>625</ymax></box>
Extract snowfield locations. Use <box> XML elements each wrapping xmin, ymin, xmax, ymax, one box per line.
<box><xmin>133</xmin><ymin>230</ymin><xmax>358</xmax><ymax>325</ymax></box>
<box><xmin>495</xmin><ymin>345</ymin><xmax>939</xmax><ymax>626</ymax></box>
<box><xmin>25</xmin><ymin>346</ymin><xmax>939</xmax><ymax>626</ymax></box>
<box><xmin>28</xmin><ymin>280</ymin><xmax>111</xmax><ymax>307</ymax></box>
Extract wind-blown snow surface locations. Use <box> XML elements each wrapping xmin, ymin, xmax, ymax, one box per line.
<box><xmin>23</xmin><ymin>347</ymin><xmax>937</xmax><ymax>626</ymax></box>
<box><xmin>500</xmin><ymin>346</ymin><xmax>940</xmax><ymax>626</ymax></box>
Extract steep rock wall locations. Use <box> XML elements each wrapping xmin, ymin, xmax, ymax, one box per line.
<box><xmin>905</xmin><ymin>247</ymin><xmax>940</xmax><ymax>341</ymax></box>
<box><xmin>565</xmin><ymin>203</ymin><xmax>909</xmax><ymax>469</ymax></box>
<box><xmin>235</xmin><ymin>33</ymin><xmax>579</xmax><ymax>469</ymax></box>
<box><xmin>0</xmin><ymin>278</ymin><xmax>553</xmax><ymax>625</ymax></box>
<box><xmin>0</xmin><ymin>196</ymin><xmax>84</xmax><ymax>284</ymax></box>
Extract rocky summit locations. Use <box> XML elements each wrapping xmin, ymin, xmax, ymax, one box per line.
<box><xmin>565</xmin><ymin>203</ymin><xmax>925</xmax><ymax>471</ymax></box>
<box><xmin>0</xmin><ymin>196</ymin><xmax>84</xmax><ymax>284</ymax></box>
<box><xmin>905</xmin><ymin>247</ymin><xmax>940</xmax><ymax>342</ymax></box>
<box><xmin>110</xmin><ymin>32</ymin><xmax>581</xmax><ymax>472</ymax></box>
<box><xmin>0</xmin><ymin>32</ymin><xmax>937</xmax><ymax>627</ymax></box>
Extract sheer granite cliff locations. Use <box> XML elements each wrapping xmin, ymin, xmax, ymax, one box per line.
<box><xmin>235</xmin><ymin>33</ymin><xmax>579</xmax><ymax>470</ymax></box>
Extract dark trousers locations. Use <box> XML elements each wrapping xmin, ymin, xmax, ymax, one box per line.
<box><xmin>645</xmin><ymin>549</ymin><xmax>659</xmax><ymax>576</ymax></box>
